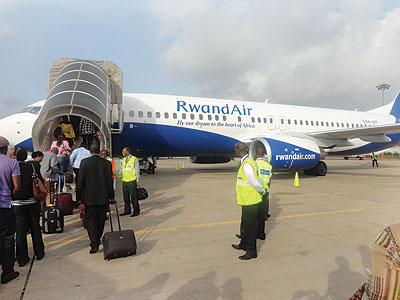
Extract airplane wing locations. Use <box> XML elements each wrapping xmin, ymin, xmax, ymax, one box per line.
<box><xmin>288</xmin><ymin>123</ymin><xmax>400</xmax><ymax>148</ymax></box>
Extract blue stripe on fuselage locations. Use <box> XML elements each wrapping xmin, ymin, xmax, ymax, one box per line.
<box><xmin>111</xmin><ymin>123</ymin><xmax>239</xmax><ymax>157</ymax></box>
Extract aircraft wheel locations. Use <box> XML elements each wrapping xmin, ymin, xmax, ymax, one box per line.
<box><xmin>314</xmin><ymin>161</ymin><xmax>327</xmax><ymax>176</ymax></box>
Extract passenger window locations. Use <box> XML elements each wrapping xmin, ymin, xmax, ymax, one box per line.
<box><xmin>208</xmin><ymin>115</ymin><xmax>212</xmax><ymax>121</ymax></box>
<box><xmin>156</xmin><ymin>112</ymin><xmax>161</xmax><ymax>118</ymax></box>
<box><xmin>164</xmin><ymin>112</ymin><xmax>169</xmax><ymax>119</ymax></box>
<box><xmin>341</xmin><ymin>123</ymin><xmax>344</xmax><ymax>127</ymax></box>
<box><xmin>300</xmin><ymin>120</ymin><xmax>303</xmax><ymax>125</ymax></box>
<box><xmin>355</xmin><ymin>124</ymin><xmax>359</xmax><ymax>128</ymax></box>
<box><xmin>310</xmin><ymin>121</ymin><xmax>314</xmax><ymax>126</ymax></box>
<box><xmin>305</xmin><ymin>120</ymin><xmax>309</xmax><ymax>126</ymax></box>
<box><xmin>316</xmin><ymin>121</ymin><xmax>319</xmax><ymax>126</ymax></box>
<box><xmin>352</xmin><ymin>123</ymin><xmax>354</xmax><ymax>128</ymax></box>
<box><xmin>138</xmin><ymin>111</ymin><xmax>143</xmax><ymax>118</ymax></box>
<box><xmin>173</xmin><ymin>113</ymin><xmax>177</xmax><ymax>119</ymax></box>
<box><xmin>288</xmin><ymin>119</ymin><xmax>291</xmax><ymax>125</ymax></box>
<box><xmin>129</xmin><ymin>111</ymin><xmax>134</xmax><ymax>117</ymax></box>
<box><xmin>269</xmin><ymin>118</ymin><xmax>274</xmax><ymax>123</ymax></box>
<box><xmin>190</xmin><ymin>114</ymin><xmax>195</xmax><ymax>120</ymax></box>
<box><xmin>258</xmin><ymin>117</ymin><xmax>261</xmax><ymax>123</ymax></box>
<box><xmin>346</xmin><ymin>123</ymin><xmax>349</xmax><ymax>128</ymax></box>
<box><xmin>294</xmin><ymin>120</ymin><xmax>297</xmax><ymax>125</ymax></box>
<box><xmin>331</xmin><ymin>122</ymin><xmax>334</xmax><ymax>127</ymax></box>
<box><xmin>223</xmin><ymin>116</ymin><xmax>227</xmax><ymax>121</ymax></box>
<box><xmin>199</xmin><ymin>114</ymin><xmax>203</xmax><ymax>120</ymax></box>
<box><xmin>182</xmin><ymin>113</ymin><xmax>186</xmax><ymax>119</ymax></box>
<box><xmin>147</xmin><ymin>112</ymin><xmax>152</xmax><ymax>118</ymax></box>
<box><xmin>215</xmin><ymin>115</ymin><xmax>219</xmax><ymax>121</ymax></box>
<box><xmin>238</xmin><ymin>116</ymin><xmax>242</xmax><ymax>122</ymax></box>
<box><xmin>336</xmin><ymin>122</ymin><xmax>339</xmax><ymax>127</ymax></box>
<box><xmin>281</xmin><ymin>119</ymin><xmax>285</xmax><ymax>124</ymax></box>
<box><xmin>263</xmin><ymin>118</ymin><xmax>267</xmax><ymax>123</ymax></box>
<box><xmin>321</xmin><ymin>121</ymin><xmax>323</xmax><ymax>126</ymax></box>
<box><xmin>251</xmin><ymin>117</ymin><xmax>255</xmax><ymax>123</ymax></box>
<box><xmin>326</xmin><ymin>122</ymin><xmax>329</xmax><ymax>126</ymax></box>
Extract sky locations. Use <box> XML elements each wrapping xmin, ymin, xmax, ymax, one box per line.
<box><xmin>1</xmin><ymin>0</ymin><xmax>400</xmax><ymax>118</ymax></box>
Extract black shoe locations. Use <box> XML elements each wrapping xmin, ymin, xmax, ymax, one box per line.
<box><xmin>265</xmin><ymin>213</ymin><xmax>271</xmax><ymax>221</ymax></box>
<box><xmin>236</xmin><ymin>234</ymin><xmax>242</xmax><ymax>239</ymax></box>
<box><xmin>120</xmin><ymin>212</ymin><xmax>131</xmax><ymax>216</ymax></box>
<box><xmin>89</xmin><ymin>248</ymin><xmax>98</xmax><ymax>254</ymax></box>
<box><xmin>130</xmin><ymin>212</ymin><xmax>140</xmax><ymax>217</ymax></box>
<box><xmin>239</xmin><ymin>253</ymin><xmax>257</xmax><ymax>260</ymax></box>
<box><xmin>1</xmin><ymin>271</ymin><xmax>19</xmax><ymax>284</ymax></box>
<box><xmin>18</xmin><ymin>257</ymin><xmax>30</xmax><ymax>267</ymax></box>
<box><xmin>105</xmin><ymin>215</ymin><xmax>109</xmax><ymax>220</ymax></box>
<box><xmin>231</xmin><ymin>244</ymin><xmax>246</xmax><ymax>251</ymax></box>
<box><xmin>257</xmin><ymin>234</ymin><xmax>266</xmax><ymax>240</ymax></box>
<box><xmin>36</xmin><ymin>252</ymin><xmax>45</xmax><ymax>260</ymax></box>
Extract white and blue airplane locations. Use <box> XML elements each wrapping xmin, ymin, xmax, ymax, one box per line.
<box><xmin>1</xmin><ymin>59</ymin><xmax>400</xmax><ymax>176</ymax></box>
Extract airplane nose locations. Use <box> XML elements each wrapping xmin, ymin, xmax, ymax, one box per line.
<box><xmin>0</xmin><ymin>117</ymin><xmax>12</xmax><ymax>144</ymax></box>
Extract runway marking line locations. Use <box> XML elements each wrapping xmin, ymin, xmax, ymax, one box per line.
<box><xmin>39</xmin><ymin>204</ymin><xmax>400</xmax><ymax>246</ymax></box>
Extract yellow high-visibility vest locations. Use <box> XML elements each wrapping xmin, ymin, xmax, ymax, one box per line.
<box><xmin>256</xmin><ymin>158</ymin><xmax>272</xmax><ymax>192</ymax></box>
<box><xmin>236</xmin><ymin>156</ymin><xmax>262</xmax><ymax>206</ymax></box>
<box><xmin>122</xmin><ymin>156</ymin><xmax>137</xmax><ymax>182</ymax></box>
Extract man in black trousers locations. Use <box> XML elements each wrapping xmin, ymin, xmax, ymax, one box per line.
<box><xmin>76</xmin><ymin>143</ymin><xmax>114</xmax><ymax>254</ymax></box>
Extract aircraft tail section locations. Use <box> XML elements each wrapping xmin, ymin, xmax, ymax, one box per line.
<box><xmin>368</xmin><ymin>91</ymin><xmax>400</xmax><ymax>122</ymax></box>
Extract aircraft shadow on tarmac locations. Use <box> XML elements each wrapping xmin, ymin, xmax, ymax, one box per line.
<box><xmin>291</xmin><ymin>255</ymin><xmax>367</xmax><ymax>300</ymax></box>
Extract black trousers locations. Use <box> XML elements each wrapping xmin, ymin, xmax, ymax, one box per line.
<box><xmin>240</xmin><ymin>199</ymin><xmax>267</xmax><ymax>240</ymax></box>
<box><xmin>372</xmin><ymin>159</ymin><xmax>379</xmax><ymax>167</ymax></box>
<box><xmin>122</xmin><ymin>181</ymin><xmax>139</xmax><ymax>214</ymax></box>
<box><xmin>85</xmin><ymin>205</ymin><xmax>108</xmax><ymax>249</ymax></box>
<box><xmin>239</xmin><ymin>203</ymin><xmax>259</xmax><ymax>257</ymax></box>
<box><xmin>262</xmin><ymin>193</ymin><xmax>270</xmax><ymax>219</ymax></box>
<box><xmin>0</xmin><ymin>208</ymin><xmax>16</xmax><ymax>277</ymax></box>
<box><xmin>13</xmin><ymin>202</ymin><xmax>45</xmax><ymax>264</ymax></box>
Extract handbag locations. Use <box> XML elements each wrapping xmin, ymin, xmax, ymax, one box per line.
<box><xmin>32</xmin><ymin>164</ymin><xmax>47</xmax><ymax>201</ymax></box>
<box><xmin>137</xmin><ymin>186</ymin><xmax>148</xmax><ymax>201</ymax></box>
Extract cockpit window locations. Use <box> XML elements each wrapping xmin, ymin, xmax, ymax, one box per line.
<box><xmin>29</xmin><ymin>107</ymin><xmax>41</xmax><ymax>115</ymax></box>
<box><xmin>21</xmin><ymin>106</ymin><xmax>41</xmax><ymax>115</ymax></box>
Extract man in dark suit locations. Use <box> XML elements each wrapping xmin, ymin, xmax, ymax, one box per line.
<box><xmin>76</xmin><ymin>143</ymin><xmax>114</xmax><ymax>254</ymax></box>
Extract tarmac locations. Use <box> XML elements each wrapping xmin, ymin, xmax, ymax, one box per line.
<box><xmin>1</xmin><ymin>157</ymin><xmax>400</xmax><ymax>300</ymax></box>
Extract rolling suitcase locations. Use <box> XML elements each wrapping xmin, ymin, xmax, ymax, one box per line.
<box><xmin>55</xmin><ymin>175</ymin><xmax>73</xmax><ymax>215</ymax></box>
<box><xmin>42</xmin><ymin>205</ymin><xmax>64</xmax><ymax>233</ymax></box>
<box><xmin>103</xmin><ymin>203</ymin><xmax>137</xmax><ymax>260</ymax></box>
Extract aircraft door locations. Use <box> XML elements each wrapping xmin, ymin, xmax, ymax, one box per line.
<box><xmin>267</xmin><ymin>115</ymin><xmax>275</xmax><ymax>130</ymax></box>
<box><xmin>278</xmin><ymin>116</ymin><xmax>287</xmax><ymax>131</ymax></box>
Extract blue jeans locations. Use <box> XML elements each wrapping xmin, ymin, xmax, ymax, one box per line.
<box><xmin>0</xmin><ymin>208</ymin><xmax>16</xmax><ymax>276</ymax></box>
<box><xmin>56</xmin><ymin>157</ymin><xmax>69</xmax><ymax>190</ymax></box>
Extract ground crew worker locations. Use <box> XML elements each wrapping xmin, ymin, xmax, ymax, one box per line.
<box><xmin>372</xmin><ymin>152</ymin><xmax>379</xmax><ymax>167</ymax></box>
<box><xmin>120</xmin><ymin>147</ymin><xmax>141</xmax><ymax>217</ymax></box>
<box><xmin>100</xmin><ymin>150</ymin><xmax>118</xmax><ymax>190</ymax></box>
<box><xmin>254</xmin><ymin>144</ymin><xmax>272</xmax><ymax>221</ymax></box>
<box><xmin>231</xmin><ymin>142</ymin><xmax>265</xmax><ymax>260</ymax></box>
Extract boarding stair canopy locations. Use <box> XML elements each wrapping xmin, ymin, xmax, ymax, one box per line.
<box><xmin>32</xmin><ymin>58</ymin><xmax>124</xmax><ymax>152</ymax></box>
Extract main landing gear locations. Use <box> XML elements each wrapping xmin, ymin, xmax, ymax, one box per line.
<box><xmin>303</xmin><ymin>161</ymin><xmax>327</xmax><ymax>176</ymax></box>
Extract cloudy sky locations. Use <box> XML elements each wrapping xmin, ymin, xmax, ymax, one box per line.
<box><xmin>0</xmin><ymin>0</ymin><xmax>400</xmax><ymax>118</ymax></box>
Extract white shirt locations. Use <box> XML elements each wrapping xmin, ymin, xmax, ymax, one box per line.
<box><xmin>241</xmin><ymin>155</ymin><xmax>264</xmax><ymax>193</ymax></box>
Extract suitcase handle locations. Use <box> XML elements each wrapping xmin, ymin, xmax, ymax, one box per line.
<box><xmin>108</xmin><ymin>202</ymin><xmax>122</xmax><ymax>232</ymax></box>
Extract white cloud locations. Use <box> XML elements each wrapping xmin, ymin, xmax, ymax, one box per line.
<box><xmin>0</xmin><ymin>0</ymin><xmax>19</xmax><ymax>39</ymax></box>
<box><xmin>149</xmin><ymin>0</ymin><xmax>400</xmax><ymax>110</ymax></box>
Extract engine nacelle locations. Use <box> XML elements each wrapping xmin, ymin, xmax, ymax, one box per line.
<box><xmin>188</xmin><ymin>156</ymin><xmax>232</xmax><ymax>164</ymax></box>
<box><xmin>250</xmin><ymin>136</ymin><xmax>321</xmax><ymax>170</ymax></box>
